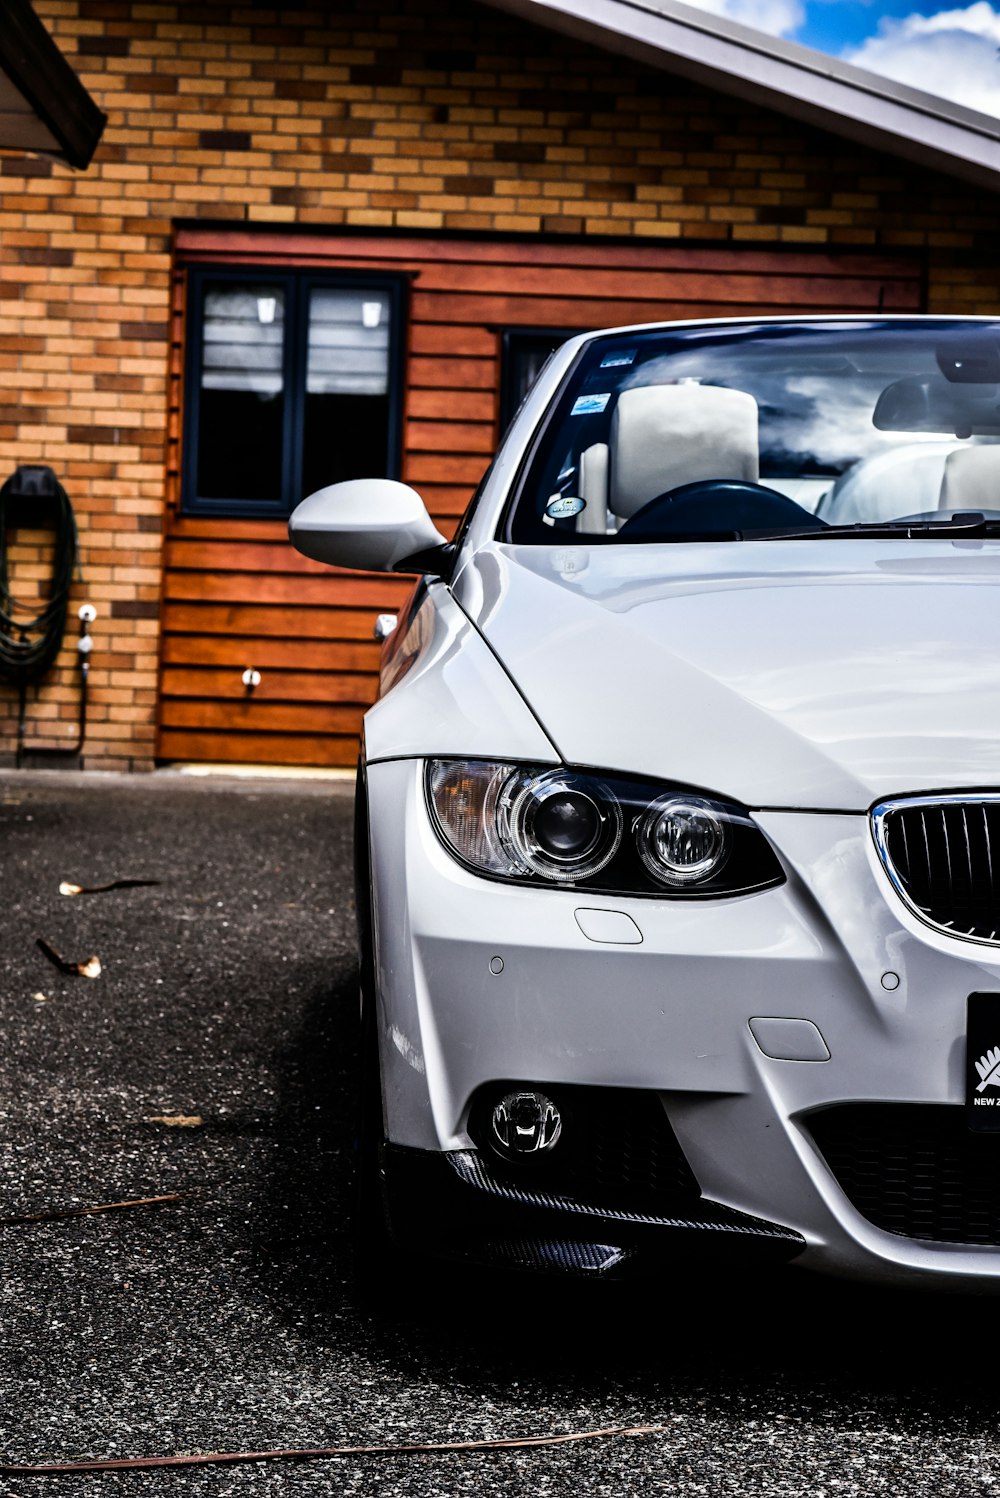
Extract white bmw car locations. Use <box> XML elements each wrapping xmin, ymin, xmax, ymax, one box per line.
<box><xmin>292</xmin><ymin>316</ymin><xmax>1000</xmax><ymax>1290</ymax></box>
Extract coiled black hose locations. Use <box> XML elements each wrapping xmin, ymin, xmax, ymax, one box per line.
<box><xmin>0</xmin><ymin>466</ymin><xmax>78</xmax><ymax>688</ymax></box>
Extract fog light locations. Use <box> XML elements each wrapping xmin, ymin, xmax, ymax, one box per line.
<box><xmin>491</xmin><ymin>1091</ymin><xmax>562</xmax><ymax>1156</ymax></box>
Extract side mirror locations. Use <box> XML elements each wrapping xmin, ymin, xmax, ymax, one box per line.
<box><xmin>288</xmin><ymin>478</ymin><xmax>451</xmax><ymax>574</ymax></box>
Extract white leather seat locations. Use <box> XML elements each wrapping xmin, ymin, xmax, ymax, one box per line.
<box><xmin>819</xmin><ymin>443</ymin><xmax>956</xmax><ymax>525</ymax></box>
<box><xmin>577</xmin><ymin>442</ymin><xmax>610</xmax><ymax>536</ymax></box>
<box><xmin>575</xmin><ymin>384</ymin><xmax>759</xmax><ymax>534</ymax></box>
<box><xmin>939</xmin><ymin>445</ymin><xmax>1000</xmax><ymax>512</ymax></box>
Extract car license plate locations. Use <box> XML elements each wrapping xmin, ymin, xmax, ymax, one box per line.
<box><xmin>967</xmin><ymin>994</ymin><xmax>1000</xmax><ymax>1131</ymax></box>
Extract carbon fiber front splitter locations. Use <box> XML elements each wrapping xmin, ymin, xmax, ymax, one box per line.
<box><xmin>381</xmin><ymin>1144</ymin><xmax>806</xmax><ymax>1278</ymax></box>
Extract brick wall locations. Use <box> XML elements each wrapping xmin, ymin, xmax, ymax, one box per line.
<box><xmin>1</xmin><ymin>0</ymin><xmax>999</xmax><ymax>769</ymax></box>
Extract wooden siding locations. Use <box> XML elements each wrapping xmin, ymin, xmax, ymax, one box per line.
<box><xmin>160</xmin><ymin>232</ymin><xmax>923</xmax><ymax>768</ymax></box>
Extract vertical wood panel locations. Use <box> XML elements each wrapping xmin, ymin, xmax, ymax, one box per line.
<box><xmin>160</xmin><ymin>235</ymin><xmax>924</xmax><ymax>767</ymax></box>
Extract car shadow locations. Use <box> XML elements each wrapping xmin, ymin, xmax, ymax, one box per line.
<box><xmin>249</xmin><ymin>958</ymin><xmax>360</xmax><ymax>1324</ymax></box>
<box><xmin>255</xmin><ymin>958</ymin><xmax>999</xmax><ymax>1436</ymax></box>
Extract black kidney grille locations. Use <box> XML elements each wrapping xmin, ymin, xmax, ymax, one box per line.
<box><xmin>879</xmin><ymin>799</ymin><xmax>1000</xmax><ymax>941</ymax></box>
<box><xmin>809</xmin><ymin>1103</ymin><xmax>1000</xmax><ymax>1246</ymax></box>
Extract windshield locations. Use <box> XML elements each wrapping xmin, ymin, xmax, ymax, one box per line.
<box><xmin>506</xmin><ymin>319</ymin><xmax>1000</xmax><ymax>544</ymax></box>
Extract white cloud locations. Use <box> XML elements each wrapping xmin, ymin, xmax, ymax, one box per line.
<box><xmin>843</xmin><ymin>3</ymin><xmax>1000</xmax><ymax>115</ymax></box>
<box><xmin>677</xmin><ymin>0</ymin><xmax>805</xmax><ymax>39</ymax></box>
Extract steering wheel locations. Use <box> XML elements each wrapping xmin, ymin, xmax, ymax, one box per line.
<box><xmin>618</xmin><ymin>479</ymin><xmax>827</xmax><ymax>540</ymax></box>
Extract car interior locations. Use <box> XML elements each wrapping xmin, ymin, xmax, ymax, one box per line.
<box><xmin>511</xmin><ymin>326</ymin><xmax>1000</xmax><ymax>544</ymax></box>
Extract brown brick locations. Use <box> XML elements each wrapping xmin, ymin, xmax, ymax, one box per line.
<box><xmin>120</xmin><ymin>321</ymin><xmax>170</xmax><ymax>341</ymax></box>
<box><xmin>1</xmin><ymin>158</ymin><xmax>53</xmax><ymax>178</ymax></box>
<box><xmin>125</xmin><ymin>73</ymin><xmax>180</xmax><ymax>94</ymax></box>
<box><xmin>274</xmin><ymin>79</ymin><xmax>327</xmax><ymax>100</ymax></box>
<box><xmin>321</xmin><ymin>151</ymin><xmax>372</xmax><ymax>171</ymax></box>
<box><xmin>110</xmin><ymin>600</ymin><xmax>160</xmax><ymax>620</ymax></box>
<box><xmin>198</xmin><ymin>129</ymin><xmax>253</xmax><ymax>150</ymax></box>
<box><xmin>493</xmin><ymin>142</ymin><xmax>546</xmax><ymax>163</ymax></box>
<box><xmin>16</xmin><ymin>247</ymin><xmax>74</xmax><ymax>266</ymax></box>
<box><xmin>350</xmin><ymin>63</ymin><xmax>404</xmax><ymax>87</ymax></box>
<box><xmin>443</xmin><ymin>174</ymin><xmax>494</xmax><ymax>195</ymax></box>
<box><xmin>79</xmin><ymin>35</ymin><xmax>131</xmax><ymax>55</ymax></box>
<box><xmin>67</xmin><ymin>425</ymin><xmax>146</xmax><ymax>446</ymax></box>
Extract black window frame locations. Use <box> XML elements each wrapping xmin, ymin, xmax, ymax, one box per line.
<box><xmin>499</xmin><ymin>327</ymin><xmax>570</xmax><ymax>436</ymax></box>
<box><xmin>181</xmin><ymin>263</ymin><xmax>407</xmax><ymax>519</ymax></box>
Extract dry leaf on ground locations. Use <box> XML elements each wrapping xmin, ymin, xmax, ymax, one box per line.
<box><xmin>60</xmin><ymin>878</ymin><xmax>161</xmax><ymax>897</ymax></box>
<box><xmin>146</xmin><ymin>1114</ymin><xmax>204</xmax><ymax>1128</ymax></box>
<box><xmin>36</xmin><ymin>938</ymin><xmax>102</xmax><ymax>978</ymax></box>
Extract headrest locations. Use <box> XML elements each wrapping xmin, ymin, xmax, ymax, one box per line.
<box><xmin>609</xmin><ymin>384</ymin><xmax>759</xmax><ymax>520</ymax></box>
<box><xmin>940</xmin><ymin>445</ymin><xmax>1000</xmax><ymax>512</ymax></box>
<box><xmin>819</xmin><ymin>443</ymin><xmax>955</xmax><ymax>525</ymax></box>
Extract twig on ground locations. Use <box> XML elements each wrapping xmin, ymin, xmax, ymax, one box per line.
<box><xmin>0</xmin><ymin>1192</ymin><xmax>190</xmax><ymax>1228</ymax></box>
<box><xmin>0</xmin><ymin>1424</ymin><xmax>666</xmax><ymax>1475</ymax></box>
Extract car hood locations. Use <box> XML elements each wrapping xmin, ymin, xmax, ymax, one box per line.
<box><xmin>454</xmin><ymin>539</ymin><xmax>1000</xmax><ymax>811</ymax></box>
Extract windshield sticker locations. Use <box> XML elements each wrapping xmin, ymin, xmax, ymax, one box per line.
<box><xmin>600</xmin><ymin>350</ymin><xmax>636</xmax><ymax>368</ymax></box>
<box><xmin>571</xmin><ymin>393</ymin><xmax>610</xmax><ymax>415</ymax></box>
<box><xmin>545</xmin><ymin>495</ymin><xmax>586</xmax><ymax>520</ymax></box>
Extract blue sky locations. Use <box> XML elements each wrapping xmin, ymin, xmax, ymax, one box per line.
<box><xmin>796</xmin><ymin>0</ymin><xmax>954</xmax><ymax>52</ymax></box>
<box><xmin>681</xmin><ymin>1</ymin><xmax>1000</xmax><ymax>115</ymax></box>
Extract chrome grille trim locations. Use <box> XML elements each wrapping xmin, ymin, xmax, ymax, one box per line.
<box><xmin>872</xmin><ymin>794</ymin><xmax>1000</xmax><ymax>947</ymax></box>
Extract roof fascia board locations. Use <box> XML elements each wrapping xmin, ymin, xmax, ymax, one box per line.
<box><xmin>0</xmin><ymin>108</ymin><xmax>62</xmax><ymax>155</ymax></box>
<box><xmin>481</xmin><ymin>0</ymin><xmax>1000</xmax><ymax>192</ymax></box>
<box><xmin>0</xmin><ymin>0</ymin><xmax>106</xmax><ymax>169</ymax></box>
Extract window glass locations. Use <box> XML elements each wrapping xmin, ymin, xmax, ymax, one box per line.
<box><xmin>302</xmin><ymin>287</ymin><xmax>392</xmax><ymax>499</ymax></box>
<box><xmin>196</xmin><ymin>283</ymin><xmax>286</xmax><ymax>503</ymax></box>
<box><xmin>500</xmin><ymin>330</ymin><xmax>566</xmax><ymax>433</ymax></box>
<box><xmin>507</xmin><ymin>319</ymin><xmax>1000</xmax><ymax>545</ymax></box>
<box><xmin>183</xmin><ymin>270</ymin><xmax>403</xmax><ymax>517</ymax></box>
<box><xmin>306</xmin><ymin>288</ymin><xmax>389</xmax><ymax>395</ymax></box>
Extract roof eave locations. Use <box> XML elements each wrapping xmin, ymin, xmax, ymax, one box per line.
<box><xmin>480</xmin><ymin>0</ymin><xmax>1000</xmax><ymax>193</ymax></box>
<box><xmin>0</xmin><ymin>0</ymin><xmax>106</xmax><ymax>170</ymax></box>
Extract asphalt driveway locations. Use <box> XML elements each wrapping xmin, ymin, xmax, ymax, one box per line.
<box><xmin>0</xmin><ymin>768</ymin><xmax>998</xmax><ymax>1497</ymax></box>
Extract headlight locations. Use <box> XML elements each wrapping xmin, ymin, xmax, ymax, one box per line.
<box><xmin>424</xmin><ymin>760</ymin><xmax>517</xmax><ymax>876</ymax></box>
<box><xmin>637</xmin><ymin>795</ymin><xmax>728</xmax><ymax>887</ymax></box>
<box><xmin>426</xmin><ymin>760</ymin><xmax>784</xmax><ymax>898</ymax></box>
<box><xmin>506</xmin><ymin>768</ymin><xmax>621</xmax><ymax>881</ymax></box>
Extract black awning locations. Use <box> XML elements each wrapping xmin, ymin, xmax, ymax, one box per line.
<box><xmin>0</xmin><ymin>0</ymin><xmax>106</xmax><ymax>169</ymax></box>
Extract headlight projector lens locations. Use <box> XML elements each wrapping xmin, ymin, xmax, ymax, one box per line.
<box><xmin>535</xmin><ymin>788</ymin><xmax>601</xmax><ymax>858</ymax></box>
<box><xmin>491</xmin><ymin>1091</ymin><xmax>563</xmax><ymax>1156</ymax></box>
<box><xmin>638</xmin><ymin>795</ymin><xmax>729</xmax><ymax>886</ymax></box>
<box><xmin>506</xmin><ymin>770</ymin><xmax>621</xmax><ymax>881</ymax></box>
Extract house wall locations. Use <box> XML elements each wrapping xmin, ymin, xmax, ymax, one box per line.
<box><xmin>161</xmin><ymin>231</ymin><xmax>921</xmax><ymax>766</ymax></box>
<box><xmin>0</xmin><ymin>0</ymin><xmax>998</xmax><ymax>770</ymax></box>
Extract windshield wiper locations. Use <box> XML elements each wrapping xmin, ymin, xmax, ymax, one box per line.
<box><xmin>746</xmin><ymin>511</ymin><xmax>1000</xmax><ymax>541</ymax></box>
<box><xmin>615</xmin><ymin>512</ymin><xmax>1000</xmax><ymax>545</ymax></box>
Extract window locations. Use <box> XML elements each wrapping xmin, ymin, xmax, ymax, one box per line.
<box><xmin>499</xmin><ymin>328</ymin><xmax>568</xmax><ymax>435</ymax></box>
<box><xmin>182</xmin><ymin>267</ymin><xmax>406</xmax><ymax>516</ymax></box>
<box><xmin>507</xmin><ymin>318</ymin><xmax>1000</xmax><ymax>545</ymax></box>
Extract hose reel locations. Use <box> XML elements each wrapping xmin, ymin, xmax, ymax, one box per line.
<box><xmin>0</xmin><ymin>465</ymin><xmax>90</xmax><ymax>765</ymax></box>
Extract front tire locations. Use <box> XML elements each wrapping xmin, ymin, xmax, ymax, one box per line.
<box><xmin>353</xmin><ymin>991</ymin><xmax>397</xmax><ymax>1303</ymax></box>
<box><xmin>352</xmin><ymin>761</ymin><xmax>396</xmax><ymax>1301</ymax></box>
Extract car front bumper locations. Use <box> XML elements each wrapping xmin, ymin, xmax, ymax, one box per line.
<box><xmin>366</xmin><ymin>757</ymin><xmax>1000</xmax><ymax>1289</ymax></box>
